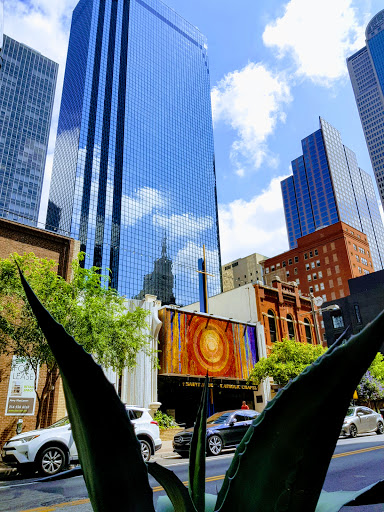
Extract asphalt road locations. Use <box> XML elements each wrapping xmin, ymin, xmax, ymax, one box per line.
<box><xmin>1</xmin><ymin>434</ymin><xmax>384</xmax><ymax>512</ymax></box>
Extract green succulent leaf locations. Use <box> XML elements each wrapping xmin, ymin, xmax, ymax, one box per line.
<box><xmin>157</xmin><ymin>493</ymin><xmax>217</xmax><ymax>512</ymax></box>
<box><xmin>147</xmin><ymin>462</ymin><xmax>197</xmax><ymax>512</ymax></box>
<box><xmin>189</xmin><ymin>373</ymin><xmax>209</xmax><ymax>511</ymax></box>
<box><xmin>215</xmin><ymin>311</ymin><xmax>384</xmax><ymax>512</ymax></box>
<box><xmin>18</xmin><ymin>268</ymin><xmax>155</xmax><ymax>512</ymax></box>
<box><xmin>316</xmin><ymin>480</ymin><xmax>384</xmax><ymax>511</ymax></box>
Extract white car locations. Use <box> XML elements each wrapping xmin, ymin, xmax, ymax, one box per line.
<box><xmin>1</xmin><ymin>406</ymin><xmax>161</xmax><ymax>476</ymax></box>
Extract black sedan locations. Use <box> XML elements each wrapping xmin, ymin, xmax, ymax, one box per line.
<box><xmin>173</xmin><ymin>409</ymin><xmax>260</xmax><ymax>457</ymax></box>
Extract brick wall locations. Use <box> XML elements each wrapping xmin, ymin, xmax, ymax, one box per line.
<box><xmin>0</xmin><ymin>218</ymin><xmax>79</xmax><ymax>445</ymax></box>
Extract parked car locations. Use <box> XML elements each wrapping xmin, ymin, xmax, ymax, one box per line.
<box><xmin>341</xmin><ymin>406</ymin><xmax>384</xmax><ymax>438</ymax></box>
<box><xmin>1</xmin><ymin>405</ymin><xmax>161</xmax><ymax>476</ymax></box>
<box><xmin>173</xmin><ymin>409</ymin><xmax>260</xmax><ymax>457</ymax></box>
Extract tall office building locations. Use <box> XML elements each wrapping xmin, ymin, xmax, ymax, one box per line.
<box><xmin>347</xmin><ymin>10</ymin><xmax>384</xmax><ymax>208</ymax></box>
<box><xmin>281</xmin><ymin>117</ymin><xmax>384</xmax><ymax>271</ymax></box>
<box><xmin>0</xmin><ymin>35</ymin><xmax>58</xmax><ymax>226</ymax></box>
<box><xmin>46</xmin><ymin>0</ymin><xmax>222</xmax><ymax>306</ymax></box>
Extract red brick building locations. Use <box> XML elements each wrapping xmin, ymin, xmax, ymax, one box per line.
<box><xmin>0</xmin><ymin>218</ymin><xmax>79</xmax><ymax>445</ymax></box>
<box><xmin>254</xmin><ymin>278</ymin><xmax>320</xmax><ymax>351</ymax></box>
<box><xmin>263</xmin><ymin>222</ymin><xmax>373</xmax><ymax>302</ymax></box>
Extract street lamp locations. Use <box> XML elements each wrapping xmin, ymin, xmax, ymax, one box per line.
<box><xmin>310</xmin><ymin>295</ymin><xmax>341</xmax><ymax>345</ymax></box>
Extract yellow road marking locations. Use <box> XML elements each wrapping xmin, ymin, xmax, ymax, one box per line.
<box><xmin>18</xmin><ymin>445</ymin><xmax>384</xmax><ymax>512</ymax></box>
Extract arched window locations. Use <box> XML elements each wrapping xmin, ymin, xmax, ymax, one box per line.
<box><xmin>304</xmin><ymin>318</ymin><xmax>312</xmax><ymax>344</ymax></box>
<box><xmin>267</xmin><ymin>310</ymin><xmax>278</xmax><ymax>343</ymax></box>
<box><xmin>286</xmin><ymin>314</ymin><xmax>295</xmax><ymax>340</ymax></box>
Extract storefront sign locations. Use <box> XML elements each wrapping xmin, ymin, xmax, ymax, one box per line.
<box><xmin>5</xmin><ymin>357</ymin><xmax>39</xmax><ymax>416</ymax></box>
<box><xmin>182</xmin><ymin>381</ymin><xmax>257</xmax><ymax>391</ymax></box>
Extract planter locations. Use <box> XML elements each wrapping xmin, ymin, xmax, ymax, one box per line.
<box><xmin>160</xmin><ymin>427</ymin><xmax>184</xmax><ymax>441</ymax></box>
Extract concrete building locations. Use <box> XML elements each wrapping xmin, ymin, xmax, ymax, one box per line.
<box><xmin>347</xmin><ymin>10</ymin><xmax>384</xmax><ymax>210</ymax></box>
<box><xmin>0</xmin><ymin>36</ymin><xmax>58</xmax><ymax>227</ymax></box>
<box><xmin>281</xmin><ymin>117</ymin><xmax>384</xmax><ymax>271</ymax></box>
<box><xmin>222</xmin><ymin>252</ymin><xmax>268</xmax><ymax>292</ymax></box>
<box><xmin>322</xmin><ymin>270</ymin><xmax>384</xmax><ymax>348</ymax></box>
<box><xmin>46</xmin><ymin>0</ymin><xmax>222</xmax><ymax>306</ymax></box>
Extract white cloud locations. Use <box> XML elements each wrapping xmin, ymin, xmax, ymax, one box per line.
<box><xmin>218</xmin><ymin>176</ymin><xmax>290</xmax><ymax>263</ymax></box>
<box><xmin>153</xmin><ymin>213</ymin><xmax>213</xmax><ymax>239</ymax></box>
<box><xmin>5</xmin><ymin>0</ymin><xmax>77</xmax><ymax>223</ymax></box>
<box><xmin>121</xmin><ymin>187</ymin><xmax>166</xmax><ymax>226</ymax></box>
<box><xmin>211</xmin><ymin>62</ymin><xmax>292</xmax><ymax>176</ymax></box>
<box><xmin>262</xmin><ymin>0</ymin><xmax>367</xmax><ymax>86</ymax></box>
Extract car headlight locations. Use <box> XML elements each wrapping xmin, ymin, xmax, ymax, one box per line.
<box><xmin>17</xmin><ymin>435</ymin><xmax>40</xmax><ymax>443</ymax></box>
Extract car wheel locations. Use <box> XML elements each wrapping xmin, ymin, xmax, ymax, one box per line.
<box><xmin>140</xmin><ymin>439</ymin><xmax>152</xmax><ymax>462</ymax></box>
<box><xmin>377</xmin><ymin>421</ymin><xmax>384</xmax><ymax>435</ymax></box>
<box><xmin>349</xmin><ymin>424</ymin><xmax>358</xmax><ymax>438</ymax></box>
<box><xmin>207</xmin><ymin>435</ymin><xmax>223</xmax><ymax>456</ymax></box>
<box><xmin>38</xmin><ymin>446</ymin><xmax>67</xmax><ymax>476</ymax></box>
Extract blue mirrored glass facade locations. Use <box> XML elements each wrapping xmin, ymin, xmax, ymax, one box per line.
<box><xmin>347</xmin><ymin>9</ymin><xmax>384</xmax><ymax>209</ymax></box>
<box><xmin>47</xmin><ymin>0</ymin><xmax>222</xmax><ymax>306</ymax></box>
<box><xmin>281</xmin><ymin>118</ymin><xmax>384</xmax><ymax>271</ymax></box>
<box><xmin>0</xmin><ymin>35</ymin><xmax>58</xmax><ymax>226</ymax></box>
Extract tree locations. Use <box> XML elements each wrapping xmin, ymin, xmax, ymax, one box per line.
<box><xmin>0</xmin><ymin>252</ymin><xmax>153</xmax><ymax>428</ymax></box>
<box><xmin>357</xmin><ymin>370</ymin><xmax>384</xmax><ymax>410</ymax></box>
<box><xmin>248</xmin><ymin>337</ymin><xmax>326</xmax><ymax>387</ymax></box>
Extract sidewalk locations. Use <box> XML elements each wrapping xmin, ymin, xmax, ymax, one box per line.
<box><xmin>0</xmin><ymin>439</ymin><xmax>179</xmax><ymax>478</ymax></box>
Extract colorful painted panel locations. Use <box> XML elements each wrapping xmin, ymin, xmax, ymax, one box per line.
<box><xmin>158</xmin><ymin>309</ymin><xmax>258</xmax><ymax>379</ymax></box>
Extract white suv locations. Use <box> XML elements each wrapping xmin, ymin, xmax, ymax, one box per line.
<box><xmin>1</xmin><ymin>406</ymin><xmax>161</xmax><ymax>476</ymax></box>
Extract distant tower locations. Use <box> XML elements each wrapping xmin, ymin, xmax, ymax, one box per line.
<box><xmin>135</xmin><ymin>234</ymin><xmax>176</xmax><ymax>305</ymax></box>
<box><xmin>281</xmin><ymin>117</ymin><xmax>384</xmax><ymax>270</ymax></box>
<box><xmin>0</xmin><ymin>35</ymin><xmax>58</xmax><ymax>226</ymax></box>
<box><xmin>347</xmin><ymin>9</ymin><xmax>384</xmax><ymax>209</ymax></box>
<box><xmin>46</xmin><ymin>0</ymin><xmax>222</xmax><ymax>305</ymax></box>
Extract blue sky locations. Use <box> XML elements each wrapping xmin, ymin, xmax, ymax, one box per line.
<box><xmin>5</xmin><ymin>0</ymin><xmax>384</xmax><ymax>263</ymax></box>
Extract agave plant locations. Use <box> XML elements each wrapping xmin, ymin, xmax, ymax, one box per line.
<box><xmin>19</xmin><ymin>268</ymin><xmax>384</xmax><ymax>511</ymax></box>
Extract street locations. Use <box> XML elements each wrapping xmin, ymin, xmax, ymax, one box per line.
<box><xmin>1</xmin><ymin>435</ymin><xmax>384</xmax><ymax>512</ymax></box>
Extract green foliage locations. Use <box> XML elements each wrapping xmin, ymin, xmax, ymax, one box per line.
<box><xmin>154</xmin><ymin>411</ymin><xmax>178</xmax><ymax>429</ymax></box>
<box><xmin>19</xmin><ymin>269</ymin><xmax>384</xmax><ymax>512</ymax></box>
<box><xmin>0</xmin><ymin>252</ymin><xmax>152</xmax><ymax>427</ymax></box>
<box><xmin>248</xmin><ymin>337</ymin><xmax>326</xmax><ymax>386</ymax></box>
<box><xmin>369</xmin><ymin>352</ymin><xmax>384</xmax><ymax>382</ymax></box>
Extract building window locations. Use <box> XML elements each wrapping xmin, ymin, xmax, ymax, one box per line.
<box><xmin>309</xmin><ymin>251</ymin><xmax>313</xmax><ymax>258</ymax></box>
<box><xmin>282</xmin><ymin>261</ymin><xmax>286</xmax><ymax>267</ymax></box>
<box><xmin>333</xmin><ymin>253</ymin><xmax>338</xmax><ymax>262</ymax></box>
<box><xmin>322</xmin><ymin>294</ymin><xmax>327</xmax><ymax>301</ymax></box>
<box><xmin>329</xmin><ymin>279</ymin><xmax>334</xmax><ymax>288</ymax></box>
<box><xmin>307</xmin><ymin>275</ymin><xmax>312</xmax><ymax>281</ymax></box>
<box><xmin>286</xmin><ymin>271</ymin><xmax>290</xmax><ymax>277</ymax></box>
<box><xmin>314</xmin><ymin>249</ymin><xmax>318</xmax><ymax>256</ymax></box>
<box><xmin>266</xmin><ymin>268</ymin><xmax>269</xmax><ymax>273</ymax></box>
<box><xmin>325</xmin><ymin>256</ymin><xmax>329</xmax><ymax>264</ymax></box>
<box><xmin>313</xmin><ymin>273</ymin><xmax>317</xmax><ymax>280</ymax></box>
<box><xmin>271</xmin><ymin>266</ymin><xmax>275</xmax><ymax>271</ymax></box>
<box><xmin>276</xmin><ymin>263</ymin><xmax>280</xmax><ymax>268</ymax></box>
<box><xmin>354</xmin><ymin>304</ymin><xmax>362</xmax><ymax>324</ymax></box>
<box><xmin>358</xmin><ymin>266</ymin><xmax>362</xmax><ymax>274</ymax></box>
<box><xmin>355</xmin><ymin>254</ymin><xmax>360</xmax><ymax>262</ymax></box>
<box><xmin>311</xmin><ymin>261</ymin><xmax>315</xmax><ymax>269</ymax></box>
<box><xmin>361</xmin><ymin>257</ymin><xmax>368</xmax><ymax>265</ymax></box>
<box><xmin>332</xmin><ymin>313</ymin><xmax>344</xmax><ymax>329</ymax></box>
<box><xmin>364</xmin><ymin>269</ymin><xmax>369</xmax><ymax>275</ymax></box>
<box><xmin>331</xmin><ymin>242</ymin><xmax>335</xmax><ymax>250</ymax></box>
<box><xmin>318</xmin><ymin>271</ymin><xmax>323</xmax><ymax>278</ymax></box>
<box><xmin>294</xmin><ymin>267</ymin><xmax>298</xmax><ymax>275</ymax></box>
<box><xmin>294</xmin><ymin>256</ymin><xmax>299</xmax><ymax>263</ymax></box>
<box><xmin>359</xmin><ymin>247</ymin><xmax>365</xmax><ymax>254</ymax></box>
<box><xmin>337</xmin><ymin>277</ymin><xmax>342</xmax><ymax>286</ymax></box>
<box><xmin>323</xmin><ymin>245</ymin><xmax>327</xmax><ymax>253</ymax></box>
<box><xmin>224</xmin><ymin>265</ymin><xmax>231</xmax><ymax>270</ymax></box>
<box><xmin>268</xmin><ymin>310</ymin><xmax>278</xmax><ymax>343</ymax></box>
<box><xmin>232</xmin><ymin>262</ymin><xmax>238</xmax><ymax>267</ymax></box>
<box><xmin>304</xmin><ymin>253</ymin><xmax>308</xmax><ymax>260</ymax></box>
<box><xmin>320</xmin><ymin>282</ymin><xmax>325</xmax><ymax>290</ymax></box>
<box><xmin>334</xmin><ymin>265</ymin><xmax>340</xmax><ymax>273</ymax></box>
<box><xmin>314</xmin><ymin>284</ymin><xmax>319</xmax><ymax>292</ymax></box>
<box><xmin>306</xmin><ymin>263</ymin><xmax>310</xmax><ymax>271</ymax></box>
<box><xmin>296</xmin><ymin>278</ymin><xmax>300</xmax><ymax>284</ymax></box>
<box><xmin>316</xmin><ymin>260</ymin><xmax>321</xmax><ymax>267</ymax></box>
<box><xmin>288</xmin><ymin>258</ymin><xmax>292</xmax><ymax>265</ymax></box>
<box><xmin>309</xmin><ymin>286</ymin><xmax>314</xmax><ymax>293</ymax></box>
<box><xmin>287</xmin><ymin>314</ymin><xmax>295</xmax><ymax>340</ymax></box>
<box><xmin>353</xmin><ymin>244</ymin><xmax>357</xmax><ymax>250</ymax></box>
<box><xmin>304</xmin><ymin>318</ymin><xmax>312</xmax><ymax>343</ymax></box>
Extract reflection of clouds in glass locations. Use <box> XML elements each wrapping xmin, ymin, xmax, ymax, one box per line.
<box><xmin>121</xmin><ymin>187</ymin><xmax>166</xmax><ymax>226</ymax></box>
<box><xmin>153</xmin><ymin>213</ymin><xmax>213</xmax><ymax>239</ymax></box>
<box><xmin>173</xmin><ymin>241</ymin><xmax>221</xmax><ymax>297</ymax></box>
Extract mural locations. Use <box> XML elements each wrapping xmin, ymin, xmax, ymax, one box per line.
<box><xmin>158</xmin><ymin>309</ymin><xmax>258</xmax><ymax>380</ymax></box>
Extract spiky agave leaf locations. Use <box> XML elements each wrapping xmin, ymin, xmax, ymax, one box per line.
<box><xmin>316</xmin><ymin>480</ymin><xmax>384</xmax><ymax>511</ymax></box>
<box><xmin>215</xmin><ymin>311</ymin><xmax>384</xmax><ymax>512</ymax></box>
<box><xmin>189</xmin><ymin>374</ymin><xmax>210</xmax><ymax>511</ymax></box>
<box><xmin>18</xmin><ymin>268</ymin><xmax>155</xmax><ymax>512</ymax></box>
<box><xmin>147</xmin><ymin>462</ymin><xmax>197</xmax><ymax>512</ymax></box>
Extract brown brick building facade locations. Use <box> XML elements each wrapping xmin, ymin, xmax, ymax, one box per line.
<box><xmin>0</xmin><ymin>219</ymin><xmax>79</xmax><ymax>445</ymax></box>
<box><xmin>254</xmin><ymin>279</ymin><xmax>320</xmax><ymax>350</ymax></box>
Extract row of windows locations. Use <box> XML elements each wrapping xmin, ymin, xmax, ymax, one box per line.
<box><xmin>267</xmin><ymin>310</ymin><xmax>313</xmax><ymax>344</ymax></box>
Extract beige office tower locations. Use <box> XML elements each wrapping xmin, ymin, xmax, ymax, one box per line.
<box><xmin>221</xmin><ymin>252</ymin><xmax>268</xmax><ymax>292</ymax></box>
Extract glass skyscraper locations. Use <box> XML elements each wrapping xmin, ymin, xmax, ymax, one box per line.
<box><xmin>347</xmin><ymin>9</ymin><xmax>384</xmax><ymax>209</ymax></box>
<box><xmin>0</xmin><ymin>35</ymin><xmax>58</xmax><ymax>226</ymax></box>
<box><xmin>46</xmin><ymin>0</ymin><xmax>222</xmax><ymax>306</ymax></box>
<box><xmin>281</xmin><ymin>117</ymin><xmax>384</xmax><ymax>271</ymax></box>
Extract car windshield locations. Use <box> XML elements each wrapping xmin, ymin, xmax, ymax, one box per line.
<box><xmin>206</xmin><ymin>412</ymin><xmax>232</xmax><ymax>425</ymax></box>
<box><xmin>345</xmin><ymin>408</ymin><xmax>355</xmax><ymax>417</ymax></box>
<box><xmin>46</xmin><ymin>417</ymin><xmax>70</xmax><ymax>429</ymax></box>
